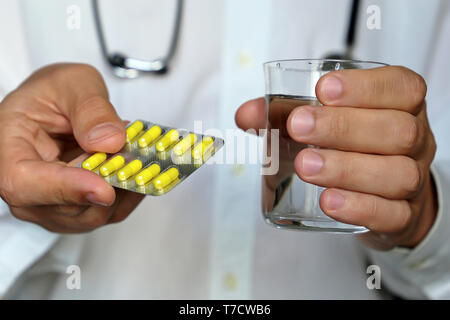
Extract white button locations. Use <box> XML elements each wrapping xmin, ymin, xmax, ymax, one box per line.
<box><xmin>223</xmin><ymin>272</ymin><xmax>239</xmax><ymax>291</ymax></box>
<box><xmin>232</xmin><ymin>164</ymin><xmax>246</xmax><ymax>176</ymax></box>
<box><xmin>237</xmin><ymin>50</ymin><xmax>254</xmax><ymax>69</ymax></box>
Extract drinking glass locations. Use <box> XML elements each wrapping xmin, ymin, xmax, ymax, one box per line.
<box><xmin>262</xmin><ymin>59</ymin><xmax>387</xmax><ymax>233</ymax></box>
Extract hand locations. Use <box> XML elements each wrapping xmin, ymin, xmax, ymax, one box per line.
<box><xmin>0</xmin><ymin>63</ymin><xmax>144</xmax><ymax>233</ymax></box>
<box><xmin>236</xmin><ymin>66</ymin><xmax>437</xmax><ymax>250</ymax></box>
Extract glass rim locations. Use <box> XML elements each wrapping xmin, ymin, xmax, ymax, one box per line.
<box><xmin>264</xmin><ymin>58</ymin><xmax>388</xmax><ymax>68</ymax></box>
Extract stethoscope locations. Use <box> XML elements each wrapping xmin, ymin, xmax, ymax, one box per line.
<box><xmin>92</xmin><ymin>0</ymin><xmax>183</xmax><ymax>79</ymax></box>
<box><xmin>324</xmin><ymin>0</ymin><xmax>360</xmax><ymax>60</ymax></box>
<box><xmin>92</xmin><ymin>0</ymin><xmax>359</xmax><ymax>79</ymax></box>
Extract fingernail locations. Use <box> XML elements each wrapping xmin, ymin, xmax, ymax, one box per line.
<box><xmin>325</xmin><ymin>190</ymin><xmax>345</xmax><ymax>210</ymax></box>
<box><xmin>86</xmin><ymin>193</ymin><xmax>109</xmax><ymax>207</ymax></box>
<box><xmin>88</xmin><ymin>123</ymin><xmax>122</xmax><ymax>144</ymax></box>
<box><xmin>301</xmin><ymin>151</ymin><xmax>323</xmax><ymax>176</ymax></box>
<box><xmin>321</xmin><ymin>76</ymin><xmax>343</xmax><ymax>101</ymax></box>
<box><xmin>291</xmin><ymin>109</ymin><xmax>315</xmax><ymax>136</ymax></box>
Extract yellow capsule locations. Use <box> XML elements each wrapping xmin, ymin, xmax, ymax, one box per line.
<box><xmin>173</xmin><ymin>133</ymin><xmax>198</xmax><ymax>156</ymax></box>
<box><xmin>138</xmin><ymin>125</ymin><xmax>162</xmax><ymax>148</ymax></box>
<box><xmin>99</xmin><ymin>155</ymin><xmax>125</xmax><ymax>177</ymax></box>
<box><xmin>155</xmin><ymin>129</ymin><xmax>179</xmax><ymax>152</ymax></box>
<box><xmin>117</xmin><ymin>159</ymin><xmax>143</xmax><ymax>181</ymax></box>
<box><xmin>82</xmin><ymin>152</ymin><xmax>107</xmax><ymax>171</ymax></box>
<box><xmin>135</xmin><ymin>163</ymin><xmax>161</xmax><ymax>186</ymax></box>
<box><xmin>126</xmin><ymin>120</ymin><xmax>144</xmax><ymax>142</ymax></box>
<box><xmin>192</xmin><ymin>137</ymin><xmax>214</xmax><ymax>160</ymax></box>
<box><xmin>153</xmin><ymin>167</ymin><xmax>179</xmax><ymax>190</ymax></box>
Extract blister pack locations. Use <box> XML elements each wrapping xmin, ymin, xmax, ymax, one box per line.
<box><xmin>78</xmin><ymin>120</ymin><xmax>224</xmax><ymax>195</ymax></box>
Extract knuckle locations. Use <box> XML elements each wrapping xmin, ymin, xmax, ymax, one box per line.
<box><xmin>83</xmin><ymin>212</ymin><xmax>109</xmax><ymax>229</ymax></box>
<box><xmin>0</xmin><ymin>164</ymin><xmax>25</xmax><ymax>207</ymax></box>
<box><xmin>9</xmin><ymin>207</ymin><xmax>30</xmax><ymax>222</ymax></box>
<box><xmin>0</xmin><ymin>177</ymin><xmax>14</xmax><ymax>205</ymax></box>
<box><xmin>55</xmin><ymin>205</ymin><xmax>84</xmax><ymax>216</ymax></box>
<box><xmin>392</xmin><ymin>65</ymin><xmax>411</xmax><ymax>77</ymax></box>
<box><xmin>76</xmin><ymin>95</ymin><xmax>109</xmax><ymax>115</ymax></box>
<box><xmin>397</xmin><ymin>115</ymin><xmax>421</xmax><ymax>153</ymax></box>
<box><xmin>429</xmin><ymin>136</ymin><xmax>437</xmax><ymax>158</ymax></box>
<box><xmin>337</xmin><ymin>155</ymin><xmax>355</xmax><ymax>182</ymax></box>
<box><xmin>370</xmin><ymin>68</ymin><xmax>397</xmax><ymax>97</ymax></box>
<box><xmin>0</xmin><ymin>114</ymin><xmax>27</xmax><ymax>137</ymax></box>
<box><xmin>53</xmin><ymin>167</ymin><xmax>74</xmax><ymax>205</ymax></box>
<box><xmin>72</xmin><ymin>63</ymin><xmax>102</xmax><ymax>76</ymax></box>
<box><xmin>0</xmin><ymin>188</ymin><xmax>14</xmax><ymax>207</ymax></box>
<box><xmin>410</xmin><ymin>72</ymin><xmax>427</xmax><ymax>108</ymax></box>
<box><xmin>397</xmin><ymin>201</ymin><xmax>413</xmax><ymax>231</ymax></box>
<box><xmin>365</xmin><ymin>196</ymin><xmax>379</xmax><ymax>230</ymax></box>
<box><xmin>19</xmin><ymin>119</ymin><xmax>43</xmax><ymax>146</ymax></box>
<box><xmin>400</xmin><ymin>157</ymin><xmax>422</xmax><ymax>196</ymax></box>
<box><xmin>54</xmin><ymin>63</ymin><xmax>102</xmax><ymax>79</ymax></box>
<box><xmin>329</xmin><ymin>113</ymin><xmax>350</xmax><ymax>138</ymax></box>
<box><xmin>47</xmin><ymin>63</ymin><xmax>107</xmax><ymax>97</ymax></box>
<box><xmin>394</xmin><ymin>66</ymin><xmax>427</xmax><ymax>110</ymax></box>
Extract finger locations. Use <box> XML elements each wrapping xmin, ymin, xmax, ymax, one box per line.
<box><xmin>107</xmin><ymin>190</ymin><xmax>145</xmax><ymax>224</ymax></box>
<box><xmin>46</xmin><ymin>204</ymin><xmax>88</xmax><ymax>217</ymax></box>
<box><xmin>319</xmin><ymin>188</ymin><xmax>412</xmax><ymax>234</ymax></box>
<box><xmin>295</xmin><ymin>148</ymin><xmax>423</xmax><ymax>200</ymax></box>
<box><xmin>3</xmin><ymin>158</ymin><xmax>115</xmax><ymax>207</ymax></box>
<box><xmin>16</xmin><ymin>188</ymin><xmax>144</xmax><ymax>232</ymax></box>
<box><xmin>235</xmin><ymin>97</ymin><xmax>266</xmax><ymax>133</ymax></box>
<box><xmin>316</xmin><ymin>66</ymin><xmax>427</xmax><ymax>113</ymax></box>
<box><xmin>287</xmin><ymin>105</ymin><xmax>425</xmax><ymax>155</ymax></box>
<box><xmin>70</xmin><ymin>95</ymin><xmax>126</xmax><ymax>153</ymax></box>
<box><xmin>24</xmin><ymin>63</ymin><xmax>126</xmax><ymax>153</ymax></box>
<box><xmin>0</xmin><ymin>129</ymin><xmax>115</xmax><ymax>209</ymax></box>
<box><xmin>11</xmin><ymin>206</ymin><xmax>83</xmax><ymax>233</ymax></box>
<box><xmin>3</xmin><ymin>115</ymin><xmax>63</xmax><ymax>161</ymax></box>
<box><xmin>12</xmin><ymin>204</ymin><xmax>113</xmax><ymax>233</ymax></box>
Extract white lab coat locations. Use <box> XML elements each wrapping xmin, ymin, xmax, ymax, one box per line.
<box><xmin>1</xmin><ymin>0</ymin><xmax>450</xmax><ymax>299</ymax></box>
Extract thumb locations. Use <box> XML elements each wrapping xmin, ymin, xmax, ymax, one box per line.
<box><xmin>31</xmin><ymin>63</ymin><xmax>127</xmax><ymax>153</ymax></box>
<box><xmin>70</xmin><ymin>95</ymin><xmax>126</xmax><ymax>153</ymax></box>
<box><xmin>235</xmin><ymin>97</ymin><xmax>266</xmax><ymax>134</ymax></box>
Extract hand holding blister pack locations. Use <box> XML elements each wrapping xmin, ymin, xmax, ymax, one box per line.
<box><xmin>79</xmin><ymin>120</ymin><xmax>224</xmax><ymax>195</ymax></box>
